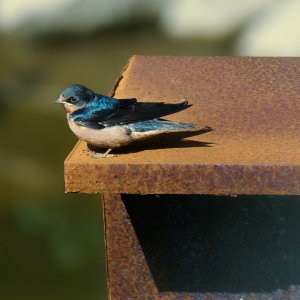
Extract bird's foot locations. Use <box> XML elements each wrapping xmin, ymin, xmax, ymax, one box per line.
<box><xmin>88</xmin><ymin>148</ymin><xmax>116</xmax><ymax>158</ymax></box>
<box><xmin>91</xmin><ymin>153</ymin><xmax>117</xmax><ymax>158</ymax></box>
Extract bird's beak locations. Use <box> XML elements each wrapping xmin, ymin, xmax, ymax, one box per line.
<box><xmin>53</xmin><ymin>96</ymin><xmax>63</xmax><ymax>104</ymax></box>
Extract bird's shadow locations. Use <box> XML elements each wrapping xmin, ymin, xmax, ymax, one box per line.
<box><xmin>87</xmin><ymin>126</ymin><xmax>214</xmax><ymax>154</ymax></box>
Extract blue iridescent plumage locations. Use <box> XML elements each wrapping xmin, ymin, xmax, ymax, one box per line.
<box><xmin>59</xmin><ymin>84</ymin><xmax>194</xmax><ymax>130</ymax></box>
<box><xmin>54</xmin><ymin>84</ymin><xmax>198</xmax><ymax>157</ymax></box>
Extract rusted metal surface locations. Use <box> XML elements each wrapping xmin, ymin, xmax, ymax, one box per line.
<box><xmin>104</xmin><ymin>193</ymin><xmax>300</xmax><ymax>299</ymax></box>
<box><xmin>63</xmin><ymin>57</ymin><xmax>300</xmax><ymax>299</ymax></box>
<box><xmin>65</xmin><ymin>56</ymin><xmax>300</xmax><ymax>195</ymax></box>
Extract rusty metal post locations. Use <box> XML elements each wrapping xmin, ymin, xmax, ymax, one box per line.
<box><xmin>103</xmin><ymin>193</ymin><xmax>300</xmax><ymax>299</ymax></box>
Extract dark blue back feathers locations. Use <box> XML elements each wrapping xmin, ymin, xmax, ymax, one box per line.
<box><xmin>71</xmin><ymin>96</ymin><xmax>191</xmax><ymax>129</ymax></box>
<box><xmin>64</xmin><ymin>84</ymin><xmax>192</xmax><ymax>129</ymax></box>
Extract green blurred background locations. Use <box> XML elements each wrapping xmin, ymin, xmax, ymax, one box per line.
<box><xmin>0</xmin><ymin>1</ymin><xmax>299</xmax><ymax>299</ymax></box>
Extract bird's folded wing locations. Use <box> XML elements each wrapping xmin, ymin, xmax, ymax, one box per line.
<box><xmin>71</xmin><ymin>100</ymin><xmax>191</xmax><ymax>129</ymax></box>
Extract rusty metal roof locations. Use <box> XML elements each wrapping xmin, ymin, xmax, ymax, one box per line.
<box><xmin>65</xmin><ymin>56</ymin><xmax>300</xmax><ymax>195</ymax></box>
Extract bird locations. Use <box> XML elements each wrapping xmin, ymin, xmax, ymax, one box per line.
<box><xmin>54</xmin><ymin>84</ymin><xmax>197</xmax><ymax>157</ymax></box>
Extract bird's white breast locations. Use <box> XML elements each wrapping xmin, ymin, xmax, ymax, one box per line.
<box><xmin>67</xmin><ymin>114</ymin><xmax>133</xmax><ymax>148</ymax></box>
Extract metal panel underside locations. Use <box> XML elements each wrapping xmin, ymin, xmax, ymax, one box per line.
<box><xmin>104</xmin><ymin>193</ymin><xmax>300</xmax><ymax>299</ymax></box>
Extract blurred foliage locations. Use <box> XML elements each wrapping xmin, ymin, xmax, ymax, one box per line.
<box><xmin>0</xmin><ymin>24</ymin><xmax>236</xmax><ymax>299</ymax></box>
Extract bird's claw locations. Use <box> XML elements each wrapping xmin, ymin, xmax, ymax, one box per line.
<box><xmin>90</xmin><ymin>153</ymin><xmax>117</xmax><ymax>158</ymax></box>
<box><xmin>82</xmin><ymin>148</ymin><xmax>115</xmax><ymax>158</ymax></box>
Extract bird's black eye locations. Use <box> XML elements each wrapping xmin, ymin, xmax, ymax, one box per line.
<box><xmin>68</xmin><ymin>96</ymin><xmax>78</xmax><ymax>103</ymax></box>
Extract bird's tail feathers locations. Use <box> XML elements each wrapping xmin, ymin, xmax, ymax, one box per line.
<box><xmin>129</xmin><ymin>119</ymin><xmax>196</xmax><ymax>133</ymax></box>
<box><xmin>157</xmin><ymin>119</ymin><xmax>195</xmax><ymax>131</ymax></box>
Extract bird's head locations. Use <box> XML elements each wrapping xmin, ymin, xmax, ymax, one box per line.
<box><xmin>54</xmin><ymin>84</ymin><xmax>95</xmax><ymax>112</ymax></box>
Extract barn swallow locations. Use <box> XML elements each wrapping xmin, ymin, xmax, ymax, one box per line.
<box><xmin>54</xmin><ymin>84</ymin><xmax>197</xmax><ymax>157</ymax></box>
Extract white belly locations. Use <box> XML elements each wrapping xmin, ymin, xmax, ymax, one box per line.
<box><xmin>67</xmin><ymin>117</ymin><xmax>133</xmax><ymax>148</ymax></box>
